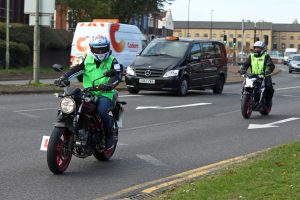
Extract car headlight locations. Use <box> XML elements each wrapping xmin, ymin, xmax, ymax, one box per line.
<box><xmin>60</xmin><ymin>97</ymin><xmax>76</xmax><ymax>114</ymax></box>
<box><xmin>163</xmin><ymin>70</ymin><xmax>179</xmax><ymax>77</ymax></box>
<box><xmin>126</xmin><ymin>66</ymin><xmax>135</xmax><ymax>76</ymax></box>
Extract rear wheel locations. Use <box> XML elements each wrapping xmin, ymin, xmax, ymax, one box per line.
<box><xmin>47</xmin><ymin>128</ymin><xmax>72</xmax><ymax>174</ymax></box>
<box><xmin>213</xmin><ymin>76</ymin><xmax>225</xmax><ymax>94</ymax></box>
<box><xmin>177</xmin><ymin>78</ymin><xmax>188</xmax><ymax>96</ymax></box>
<box><xmin>127</xmin><ymin>87</ymin><xmax>139</xmax><ymax>94</ymax></box>
<box><xmin>241</xmin><ymin>94</ymin><xmax>252</xmax><ymax>119</ymax></box>
<box><xmin>93</xmin><ymin>126</ymin><xmax>118</xmax><ymax>161</ymax></box>
<box><xmin>260</xmin><ymin>99</ymin><xmax>272</xmax><ymax>115</ymax></box>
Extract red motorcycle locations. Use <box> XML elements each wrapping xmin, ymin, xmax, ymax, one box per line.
<box><xmin>47</xmin><ymin>65</ymin><xmax>126</xmax><ymax>174</ymax></box>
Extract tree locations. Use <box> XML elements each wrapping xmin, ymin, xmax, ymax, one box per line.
<box><xmin>292</xmin><ymin>19</ymin><xmax>299</xmax><ymax>24</ymax></box>
<box><xmin>57</xmin><ymin>0</ymin><xmax>173</xmax><ymax>24</ymax></box>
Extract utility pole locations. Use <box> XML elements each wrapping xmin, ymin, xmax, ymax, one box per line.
<box><xmin>187</xmin><ymin>0</ymin><xmax>191</xmax><ymax>37</ymax></box>
<box><xmin>33</xmin><ymin>0</ymin><xmax>40</xmax><ymax>84</ymax></box>
<box><xmin>210</xmin><ymin>9</ymin><xmax>214</xmax><ymax>39</ymax></box>
<box><xmin>5</xmin><ymin>0</ymin><xmax>10</xmax><ymax>69</ymax></box>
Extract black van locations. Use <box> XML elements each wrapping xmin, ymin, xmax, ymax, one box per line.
<box><xmin>125</xmin><ymin>36</ymin><xmax>227</xmax><ymax>96</ymax></box>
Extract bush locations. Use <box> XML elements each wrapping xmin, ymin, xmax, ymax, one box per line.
<box><xmin>0</xmin><ymin>23</ymin><xmax>73</xmax><ymax>50</ymax></box>
<box><xmin>0</xmin><ymin>39</ymin><xmax>30</xmax><ymax>68</ymax></box>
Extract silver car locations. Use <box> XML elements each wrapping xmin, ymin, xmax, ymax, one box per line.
<box><xmin>288</xmin><ymin>54</ymin><xmax>300</xmax><ymax>73</ymax></box>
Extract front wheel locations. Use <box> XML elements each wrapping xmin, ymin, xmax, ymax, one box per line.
<box><xmin>213</xmin><ymin>76</ymin><xmax>225</xmax><ymax>94</ymax></box>
<box><xmin>47</xmin><ymin>127</ymin><xmax>72</xmax><ymax>174</ymax></box>
<box><xmin>241</xmin><ymin>94</ymin><xmax>252</xmax><ymax>119</ymax></box>
<box><xmin>176</xmin><ymin>78</ymin><xmax>188</xmax><ymax>96</ymax></box>
<box><xmin>127</xmin><ymin>87</ymin><xmax>139</xmax><ymax>94</ymax></box>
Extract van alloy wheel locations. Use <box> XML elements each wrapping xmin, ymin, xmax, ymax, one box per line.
<box><xmin>177</xmin><ymin>78</ymin><xmax>188</xmax><ymax>96</ymax></box>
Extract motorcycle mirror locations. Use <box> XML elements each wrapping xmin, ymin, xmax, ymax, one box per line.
<box><xmin>52</xmin><ymin>64</ymin><xmax>64</xmax><ymax>72</ymax></box>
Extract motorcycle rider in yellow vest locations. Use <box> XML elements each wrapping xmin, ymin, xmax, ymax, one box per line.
<box><xmin>240</xmin><ymin>41</ymin><xmax>275</xmax><ymax>109</ymax></box>
<box><xmin>55</xmin><ymin>35</ymin><xmax>121</xmax><ymax>149</ymax></box>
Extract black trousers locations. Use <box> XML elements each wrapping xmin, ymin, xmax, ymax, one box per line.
<box><xmin>265</xmin><ymin>76</ymin><xmax>274</xmax><ymax>103</ymax></box>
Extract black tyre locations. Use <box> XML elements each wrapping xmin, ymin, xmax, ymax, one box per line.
<box><xmin>241</xmin><ymin>94</ymin><xmax>252</xmax><ymax>119</ymax></box>
<box><xmin>213</xmin><ymin>76</ymin><xmax>225</xmax><ymax>94</ymax></box>
<box><xmin>127</xmin><ymin>87</ymin><xmax>139</xmax><ymax>94</ymax></box>
<box><xmin>47</xmin><ymin>128</ymin><xmax>72</xmax><ymax>174</ymax></box>
<box><xmin>260</xmin><ymin>100</ymin><xmax>272</xmax><ymax>116</ymax></box>
<box><xmin>177</xmin><ymin>78</ymin><xmax>188</xmax><ymax>96</ymax></box>
<box><xmin>93</xmin><ymin>126</ymin><xmax>118</xmax><ymax>161</ymax></box>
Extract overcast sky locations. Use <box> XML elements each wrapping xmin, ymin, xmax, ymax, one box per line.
<box><xmin>164</xmin><ymin>0</ymin><xmax>299</xmax><ymax>24</ymax></box>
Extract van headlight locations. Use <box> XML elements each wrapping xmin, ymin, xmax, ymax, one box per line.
<box><xmin>60</xmin><ymin>97</ymin><xmax>76</xmax><ymax>114</ymax></box>
<box><xmin>163</xmin><ymin>70</ymin><xmax>179</xmax><ymax>77</ymax></box>
<box><xmin>126</xmin><ymin>66</ymin><xmax>135</xmax><ymax>76</ymax></box>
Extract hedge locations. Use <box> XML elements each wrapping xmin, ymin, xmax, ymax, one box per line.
<box><xmin>0</xmin><ymin>39</ymin><xmax>30</xmax><ymax>68</ymax></box>
<box><xmin>0</xmin><ymin>23</ymin><xmax>73</xmax><ymax>50</ymax></box>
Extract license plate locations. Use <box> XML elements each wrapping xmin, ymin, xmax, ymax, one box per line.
<box><xmin>139</xmin><ymin>79</ymin><xmax>155</xmax><ymax>84</ymax></box>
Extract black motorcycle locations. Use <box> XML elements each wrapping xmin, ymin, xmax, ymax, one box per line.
<box><xmin>240</xmin><ymin>73</ymin><xmax>272</xmax><ymax>119</ymax></box>
<box><xmin>47</xmin><ymin>64</ymin><xmax>126</xmax><ymax>174</ymax></box>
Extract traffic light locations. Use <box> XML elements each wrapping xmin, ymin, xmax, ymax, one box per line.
<box><xmin>223</xmin><ymin>35</ymin><xmax>227</xmax><ymax>44</ymax></box>
<box><xmin>233</xmin><ymin>38</ymin><xmax>236</xmax><ymax>46</ymax></box>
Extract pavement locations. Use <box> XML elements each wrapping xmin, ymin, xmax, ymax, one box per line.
<box><xmin>0</xmin><ymin>65</ymin><xmax>281</xmax><ymax>94</ymax></box>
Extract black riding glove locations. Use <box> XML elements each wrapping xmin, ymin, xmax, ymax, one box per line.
<box><xmin>97</xmin><ymin>84</ymin><xmax>113</xmax><ymax>91</ymax></box>
<box><xmin>240</xmin><ymin>69</ymin><xmax>246</xmax><ymax>75</ymax></box>
<box><xmin>54</xmin><ymin>77</ymin><xmax>70</xmax><ymax>87</ymax></box>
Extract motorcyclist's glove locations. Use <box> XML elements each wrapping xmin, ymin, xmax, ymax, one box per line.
<box><xmin>239</xmin><ymin>69</ymin><xmax>246</xmax><ymax>75</ymax></box>
<box><xmin>54</xmin><ymin>76</ymin><xmax>70</xmax><ymax>87</ymax></box>
<box><xmin>265</xmin><ymin>70</ymin><xmax>271</xmax><ymax>76</ymax></box>
<box><xmin>97</xmin><ymin>84</ymin><xmax>113</xmax><ymax>91</ymax></box>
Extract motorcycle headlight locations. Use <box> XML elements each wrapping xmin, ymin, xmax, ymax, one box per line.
<box><xmin>163</xmin><ymin>69</ymin><xmax>179</xmax><ymax>77</ymax></box>
<box><xmin>60</xmin><ymin>97</ymin><xmax>76</xmax><ymax>114</ymax></box>
<box><xmin>126</xmin><ymin>66</ymin><xmax>135</xmax><ymax>76</ymax></box>
<box><xmin>245</xmin><ymin>78</ymin><xmax>256</xmax><ymax>88</ymax></box>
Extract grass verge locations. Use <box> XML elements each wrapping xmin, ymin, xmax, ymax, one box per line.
<box><xmin>153</xmin><ymin>140</ymin><xmax>300</xmax><ymax>200</ymax></box>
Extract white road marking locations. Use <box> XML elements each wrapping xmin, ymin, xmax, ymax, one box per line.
<box><xmin>281</xmin><ymin>95</ymin><xmax>300</xmax><ymax>98</ymax></box>
<box><xmin>13</xmin><ymin>107</ymin><xmax>56</xmax><ymax>113</ymax></box>
<box><xmin>136</xmin><ymin>103</ymin><xmax>212</xmax><ymax>110</ymax></box>
<box><xmin>119</xmin><ymin>94</ymin><xmax>143</xmax><ymax>97</ymax></box>
<box><xmin>18</xmin><ymin>112</ymin><xmax>40</xmax><ymax>118</ymax></box>
<box><xmin>136</xmin><ymin>154</ymin><xmax>166</xmax><ymax>166</ymax></box>
<box><xmin>121</xmin><ymin>120</ymin><xmax>182</xmax><ymax>131</ymax></box>
<box><xmin>277</xmin><ymin>86</ymin><xmax>300</xmax><ymax>91</ymax></box>
<box><xmin>248</xmin><ymin>117</ymin><xmax>300</xmax><ymax>129</ymax></box>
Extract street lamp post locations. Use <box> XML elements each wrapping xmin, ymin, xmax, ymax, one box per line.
<box><xmin>210</xmin><ymin>9</ymin><xmax>214</xmax><ymax>39</ymax></box>
<box><xmin>187</xmin><ymin>0</ymin><xmax>191</xmax><ymax>37</ymax></box>
<box><xmin>5</xmin><ymin>0</ymin><xmax>10</xmax><ymax>69</ymax></box>
<box><xmin>241</xmin><ymin>19</ymin><xmax>251</xmax><ymax>64</ymax></box>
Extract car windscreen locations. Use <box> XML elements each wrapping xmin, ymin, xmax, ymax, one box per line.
<box><xmin>141</xmin><ymin>40</ymin><xmax>189</xmax><ymax>58</ymax></box>
<box><xmin>292</xmin><ymin>56</ymin><xmax>300</xmax><ymax>61</ymax></box>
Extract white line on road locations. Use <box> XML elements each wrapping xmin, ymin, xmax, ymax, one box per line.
<box><xmin>13</xmin><ymin>107</ymin><xmax>57</xmax><ymax>113</ymax></box>
<box><xmin>281</xmin><ymin>95</ymin><xmax>300</xmax><ymax>98</ymax></box>
<box><xmin>121</xmin><ymin>120</ymin><xmax>183</xmax><ymax>131</ymax></box>
<box><xmin>277</xmin><ymin>86</ymin><xmax>300</xmax><ymax>91</ymax></box>
<box><xmin>248</xmin><ymin>117</ymin><xmax>300</xmax><ymax>129</ymax></box>
<box><xmin>136</xmin><ymin>103</ymin><xmax>212</xmax><ymax>110</ymax></box>
<box><xmin>136</xmin><ymin>154</ymin><xmax>167</xmax><ymax>166</ymax></box>
<box><xmin>119</xmin><ymin>94</ymin><xmax>143</xmax><ymax>97</ymax></box>
<box><xmin>18</xmin><ymin>112</ymin><xmax>40</xmax><ymax>118</ymax></box>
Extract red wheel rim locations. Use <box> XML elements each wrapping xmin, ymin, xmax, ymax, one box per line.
<box><xmin>55</xmin><ymin>133</ymin><xmax>72</xmax><ymax>171</ymax></box>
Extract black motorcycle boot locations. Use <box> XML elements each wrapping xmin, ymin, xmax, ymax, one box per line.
<box><xmin>105</xmin><ymin>128</ymin><xmax>114</xmax><ymax>149</ymax></box>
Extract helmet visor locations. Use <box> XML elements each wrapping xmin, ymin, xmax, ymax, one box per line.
<box><xmin>91</xmin><ymin>46</ymin><xmax>109</xmax><ymax>54</ymax></box>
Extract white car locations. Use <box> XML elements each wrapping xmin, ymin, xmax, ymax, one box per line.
<box><xmin>288</xmin><ymin>54</ymin><xmax>300</xmax><ymax>73</ymax></box>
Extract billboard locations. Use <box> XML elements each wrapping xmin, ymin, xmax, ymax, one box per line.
<box><xmin>24</xmin><ymin>0</ymin><xmax>55</xmax><ymax>14</ymax></box>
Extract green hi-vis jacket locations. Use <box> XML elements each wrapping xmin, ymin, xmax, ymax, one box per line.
<box><xmin>83</xmin><ymin>54</ymin><xmax>116</xmax><ymax>100</ymax></box>
<box><xmin>250</xmin><ymin>53</ymin><xmax>266</xmax><ymax>75</ymax></box>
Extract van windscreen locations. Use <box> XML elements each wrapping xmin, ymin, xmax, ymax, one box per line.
<box><xmin>141</xmin><ymin>40</ymin><xmax>189</xmax><ymax>58</ymax></box>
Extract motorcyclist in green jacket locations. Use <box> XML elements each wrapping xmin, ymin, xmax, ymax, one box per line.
<box><xmin>55</xmin><ymin>35</ymin><xmax>121</xmax><ymax>149</ymax></box>
<box><xmin>240</xmin><ymin>41</ymin><xmax>275</xmax><ymax>109</ymax></box>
